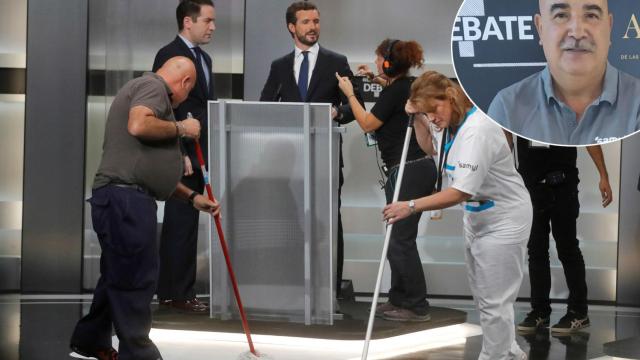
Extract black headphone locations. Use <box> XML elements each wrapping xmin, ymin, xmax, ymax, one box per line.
<box><xmin>382</xmin><ymin>40</ymin><xmax>400</xmax><ymax>77</ymax></box>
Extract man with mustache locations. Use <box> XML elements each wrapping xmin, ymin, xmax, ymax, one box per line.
<box><xmin>152</xmin><ymin>0</ymin><xmax>216</xmax><ymax>314</ymax></box>
<box><xmin>260</xmin><ymin>1</ymin><xmax>363</xmax><ymax>300</ymax></box>
<box><xmin>488</xmin><ymin>0</ymin><xmax>640</xmax><ymax>145</ymax></box>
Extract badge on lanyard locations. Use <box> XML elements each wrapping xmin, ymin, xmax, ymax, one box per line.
<box><xmin>440</xmin><ymin>107</ymin><xmax>477</xmax><ymax>182</ymax></box>
<box><xmin>528</xmin><ymin>140</ymin><xmax>550</xmax><ymax>148</ymax></box>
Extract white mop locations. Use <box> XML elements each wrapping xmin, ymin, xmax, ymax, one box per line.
<box><xmin>361</xmin><ymin>115</ymin><xmax>416</xmax><ymax>360</ymax></box>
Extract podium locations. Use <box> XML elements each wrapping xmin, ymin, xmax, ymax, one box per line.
<box><xmin>207</xmin><ymin>100</ymin><xmax>342</xmax><ymax>325</ymax></box>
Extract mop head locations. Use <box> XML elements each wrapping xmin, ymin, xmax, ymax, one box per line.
<box><xmin>237</xmin><ymin>350</ymin><xmax>274</xmax><ymax>360</ymax></box>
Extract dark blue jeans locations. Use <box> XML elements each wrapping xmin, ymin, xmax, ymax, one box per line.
<box><xmin>384</xmin><ymin>158</ymin><xmax>437</xmax><ymax>315</ymax></box>
<box><xmin>527</xmin><ymin>182</ymin><xmax>588</xmax><ymax>315</ymax></box>
<box><xmin>71</xmin><ymin>185</ymin><xmax>162</xmax><ymax>360</ymax></box>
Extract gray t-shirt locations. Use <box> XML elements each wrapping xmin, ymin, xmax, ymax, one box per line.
<box><xmin>93</xmin><ymin>72</ymin><xmax>183</xmax><ymax>200</ymax></box>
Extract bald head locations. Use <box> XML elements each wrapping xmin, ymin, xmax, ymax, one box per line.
<box><xmin>156</xmin><ymin>56</ymin><xmax>197</xmax><ymax>107</ymax></box>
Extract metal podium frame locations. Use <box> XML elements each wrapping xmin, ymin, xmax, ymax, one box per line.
<box><xmin>207</xmin><ymin>100</ymin><xmax>343</xmax><ymax>325</ymax></box>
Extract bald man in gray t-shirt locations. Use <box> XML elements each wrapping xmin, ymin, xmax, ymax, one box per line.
<box><xmin>70</xmin><ymin>58</ymin><xmax>219</xmax><ymax>360</ymax></box>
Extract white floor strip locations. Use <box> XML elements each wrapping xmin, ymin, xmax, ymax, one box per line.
<box><xmin>138</xmin><ymin>323</ymin><xmax>482</xmax><ymax>360</ymax></box>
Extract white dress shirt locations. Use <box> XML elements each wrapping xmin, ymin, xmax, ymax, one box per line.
<box><xmin>293</xmin><ymin>42</ymin><xmax>319</xmax><ymax>88</ymax></box>
<box><xmin>178</xmin><ymin>34</ymin><xmax>211</xmax><ymax>88</ymax></box>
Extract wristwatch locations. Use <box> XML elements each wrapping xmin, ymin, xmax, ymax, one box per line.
<box><xmin>408</xmin><ymin>200</ymin><xmax>416</xmax><ymax>214</ymax></box>
<box><xmin>188</xmin><ymin>191</ymin><xmax>199</xmax><ymax>204</ymax></box>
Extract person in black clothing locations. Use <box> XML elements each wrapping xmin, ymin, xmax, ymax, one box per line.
<box><xmin>513</xmin><ymin>137</ymin><xmax>612</xmax><ymax>333</ymax></box>
<box><xmin>152</xmin><ymin>0</ymin><xmax>216</xmax><ymax>313</ymax></box>
<box><xmin>336</xmin><ymin>39</ymin><xmax>436</xmax><ymax>321</ymax></box>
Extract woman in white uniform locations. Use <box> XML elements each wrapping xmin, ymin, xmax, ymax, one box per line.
<box><xmin>384</xmin><ymin>71</ymin><xmax>532</xmax><ymax>360</ymax></box>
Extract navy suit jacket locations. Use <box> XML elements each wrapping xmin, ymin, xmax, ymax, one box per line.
<box><xmin>260</xmin><ymin>46</ymin><xmax>360</xmax><ymax>125</ymax></box>
<box><xmin>260</xmin><ymin>46</ymin><xmax>363</xmax><ymax>172</ymax></box>
<box><xmin>153</xmin><ymin>36</ymin><xmax>216</xmax><ymax>165</ymax></box>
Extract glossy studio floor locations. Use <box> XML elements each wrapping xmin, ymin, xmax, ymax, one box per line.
<box><xmin>1</xmin><ymin>294</ymin><xmax>639</xmax><ymax>360</ymax></box>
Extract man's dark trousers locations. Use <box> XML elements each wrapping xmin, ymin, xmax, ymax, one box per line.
<box><xmin>527</xmin><ymin>182</ymin><xmax>588</xmax><ymax>315</ymax></box>
<box><xmin>157</xmin><ymin>168</ymin><xmax>204</xmax><ymax>300</ymax></box>
<box><xmin>70</xmin><ymin>185</ymin><xmax>162</xmax><ymax>360</ymax></box>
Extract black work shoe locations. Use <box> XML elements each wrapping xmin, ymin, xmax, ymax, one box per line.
<box><xmin>70</xmin><ymin>344</ymin><xmax>118</xmax><ymax>360</ymax></box>
<box><xmin>551</xmin><ymin>310</ymin><xmax>590</xmax><ymax>333</ymax></box>
<box><xmin>517</xmin><ymin>310</ymin><xmax>550</xmax><ymax>332</ymax></box>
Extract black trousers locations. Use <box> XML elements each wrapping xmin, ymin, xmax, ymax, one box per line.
<box><xmin>527</xmin><ymin>182</ymin><xmax>588</xmax><ymax>315</ymax></box>
<box><xmin>157</xmin><ymin>168</ymin><xmax>205</xmax><ymax>301</ymax></box>
<box><xmin>384</xmin><ymin>158</ymin><xmax>437</xmax><ymax>315</ymax></box>
<box><xmin>71</xmin><ymin>185</ymin><xmax>162</xmax><ymax>360</ymax></box>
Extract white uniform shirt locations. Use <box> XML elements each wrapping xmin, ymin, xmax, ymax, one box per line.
<box><xmin>445</xmin><ymin>108</ymin><xmax>531</xmax><ymax>243</ymax></box>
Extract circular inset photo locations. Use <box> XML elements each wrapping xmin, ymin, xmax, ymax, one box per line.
<box><xmin>451</xmin><ymin>0</ymin><xmax>640</xmax><ymax>146</ymax></box>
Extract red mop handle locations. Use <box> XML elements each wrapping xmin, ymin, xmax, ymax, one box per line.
<box><xmin>194</xmin><ymin>140</ymin><xmax>256</xmax><ymax>355</ymax></box>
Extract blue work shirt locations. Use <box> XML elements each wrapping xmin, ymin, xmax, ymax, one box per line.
<box><xmin>488</xmin><ymin>63</ymin><xmax>640</xmax><ymax>145</ymax></box>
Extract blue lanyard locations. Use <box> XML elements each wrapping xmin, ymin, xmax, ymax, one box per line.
<box><xmin>444</xmin><ymin>107</ymin><xmax>477</xmax><ymax>154</ymax></box>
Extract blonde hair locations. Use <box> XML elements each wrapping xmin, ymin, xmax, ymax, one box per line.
<box><xmin>409</xmin><ymin>71</ymin><xmax>472</xmax><ymax>126</ymax></box>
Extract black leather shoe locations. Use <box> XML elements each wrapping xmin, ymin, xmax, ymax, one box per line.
<box><xmin>162</xmin><ymin>298</ymin><xmax>209</xmax><ymax>313</ymax></box>
<box><xmin>70</xmin><ymin>344</ymin><xmax>118</xmax><ymax>360</ymax></box>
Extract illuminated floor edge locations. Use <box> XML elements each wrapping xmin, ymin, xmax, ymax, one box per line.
<box><xmin>130</xmin><ymin>323</ymin><xmax>483</xmax><ymax>360</ymax></box>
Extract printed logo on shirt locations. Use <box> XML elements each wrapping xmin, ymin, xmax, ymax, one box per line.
<box><xmin>458</xmin><ymin>161</ymin><xmax>479</xmax><ymax>172</ymax></box>
<box><xmin>595</xmin><ymin>136</ymin><xmax>619</xmax><ymax>144</ymax></box>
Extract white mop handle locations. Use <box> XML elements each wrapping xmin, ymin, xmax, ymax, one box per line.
<box><xmin>361</xmin><ymin>123</ymin><xmax>414</xmax><ymax>360</ymax></box>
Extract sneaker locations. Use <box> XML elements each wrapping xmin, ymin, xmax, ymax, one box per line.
<box><xmin>374</xmin><ymin>302</ymin><xmax>399</xmax><ymax>318</ymax></box>
<box><xmin>517</xmin><ymin>310</ymin><xmax>550</xmax><ymax>332</ymax></box>
<box><xmin>382</xmin><ymin>308</ymin><xmax>431</xmax><ymax>322</ymax></box>
<box><xmin>551</xmin><ymin>311</ymin><xmax>590</xmax><ymax>333</ymax></box>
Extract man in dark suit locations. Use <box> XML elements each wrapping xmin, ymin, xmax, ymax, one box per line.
<box><xmin>260</xmin><ymin>1</ymin><xmax>363</xmax><ymax>299</ymax></box>
<box><xmin>152</xmin><ymin>0</ymin><xmax>216</xmax><ymax>313</ymax></box>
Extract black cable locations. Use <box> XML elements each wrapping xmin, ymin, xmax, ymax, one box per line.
<box><xmin>373</xmin><ymin>142</ymin><xmax>386</xmax><ymax>189</ymax></box>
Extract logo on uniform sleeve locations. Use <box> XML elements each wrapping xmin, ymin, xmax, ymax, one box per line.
<box><xmin>458</xmin><ymin>161</ymin><xmax>479</xmax><ymax>171</ymax></box>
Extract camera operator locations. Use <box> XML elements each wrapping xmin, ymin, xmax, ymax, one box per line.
<box><xmin>336</xmin><ymin>39</ymin><xmax>435</xmax><ymax>322</ymax></box>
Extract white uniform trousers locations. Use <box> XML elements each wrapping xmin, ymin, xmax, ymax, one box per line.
<box><xmin>465</xmin><ymin>233</ymin><xmax>528</xmax><ymax>360</ymax></box>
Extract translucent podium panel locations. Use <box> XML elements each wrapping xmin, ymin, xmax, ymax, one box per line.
<box><xmin>209</xmin><ymin>101</ymin><xmax>339</xmax><ymax>325</ymax></box>
<box><xmin>0</xmin><ymin>96</ymin><xmax>25</xmax><ymax>291</ymax></box>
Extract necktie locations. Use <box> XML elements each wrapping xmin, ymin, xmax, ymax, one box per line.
<box><xmin>298</xmin><ymin>51</ymin><xmax>309</xmax><ymax>101</ymax></box>
<box><xmin>192</xmin><ymin>46</ymin><xmax>210</xmax><ymax>89</ymax></box>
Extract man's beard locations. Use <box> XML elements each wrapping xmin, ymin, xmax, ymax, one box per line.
<box><xmin>295</xmin><ymin>30</ymin><xmax>318</xmax><ymax>46</ymax></box>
